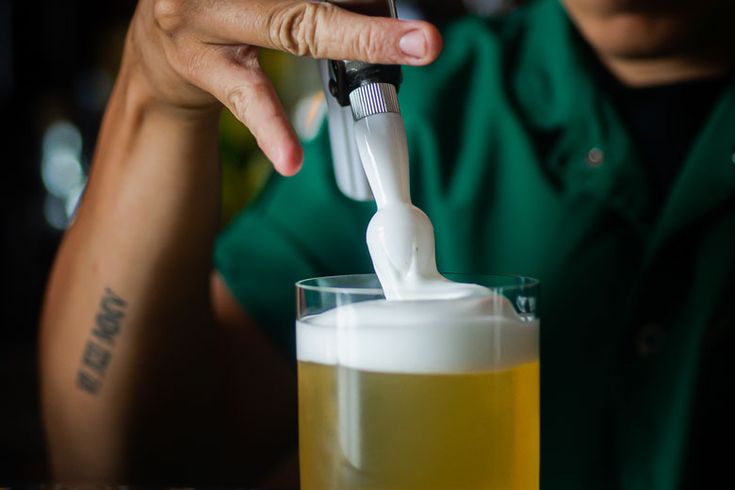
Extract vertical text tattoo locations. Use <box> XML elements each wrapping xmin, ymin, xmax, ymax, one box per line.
<box><xmin>76</xmin><ymin>287</ymin><xmax>127</xmax><ymax>395</ymax></box>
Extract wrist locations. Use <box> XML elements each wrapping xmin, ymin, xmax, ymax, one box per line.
<box><xmin>92</xmin><ymin>56</ymin><xmax>222</xmax><ymax>178</ymax></box>
<box><xmin>115</xmin><ymin>52</ymin><xmax>222</xmax><ymax>130</ymax></box>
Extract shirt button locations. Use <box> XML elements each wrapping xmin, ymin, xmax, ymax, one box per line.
<box><xmin>635</xmin><ymin>323</ymin><xmax>667</xmax><ymax>357</ymax></box>
<box><xmin>586</xmin><ymin>147</ymin><xmax>605</xmax><ymax>167</ymax></box>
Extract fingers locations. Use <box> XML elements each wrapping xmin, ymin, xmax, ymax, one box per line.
<box><xmin>148</xmin><ymin>0</ymin><xmax>441</xmax><ymax>175</ymax></box>
<box><xmin>191</xmin><ymin>46</ymin><xmax>304</xmax><ymax>176</ymax></box>
<box><xmin>264</xmin><ymin>1</ymin><xmax>443</xmax><ymax>64</ymax></box>
<box><xmin>186</xmin><ymin>0</ymin><xmax>443</xmax><ymax>65</ymax></box>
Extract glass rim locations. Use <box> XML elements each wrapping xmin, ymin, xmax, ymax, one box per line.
<box><xmin>295</xmin><ymin>273</ymin><xmax>539</xmax><ymax>296</ymax></box>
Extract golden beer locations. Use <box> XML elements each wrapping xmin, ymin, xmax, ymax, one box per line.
<box><xmin>298</xmin><ymin>359</ymin><xmax>539</xmax><ymax>490</ymax></box>
<box><xmin>296</xmin><ymin>287</ymin><xmax>540</xmax><ymax>490</ymax></box>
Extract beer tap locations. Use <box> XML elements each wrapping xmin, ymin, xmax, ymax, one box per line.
<box><xmin>320</xmin><ymin>0</ymin><xmax>402</xmax><ymax>201</ymax></box>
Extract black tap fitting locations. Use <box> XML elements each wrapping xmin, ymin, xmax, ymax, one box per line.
<box><xmin>326</xmin><ymin>0</ymin><xmax>402</xmax><ymax>107</ymax></box>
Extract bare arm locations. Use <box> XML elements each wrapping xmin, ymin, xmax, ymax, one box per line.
<box><xmin>39</xmin><ymin>57</ymin><xmax>225</xmax><ymax>480</ymax></box>
<box><xmin>39</xmin><ymin>0</ymin><xmax>441</xmax><ymax>483</ymax></box>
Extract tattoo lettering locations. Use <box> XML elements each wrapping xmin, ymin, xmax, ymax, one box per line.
<box><xmin>82</xmin><ymin>340</ymin><xmax>112</xmax><ymax>374</ymax></box>
<box><xmin>77</xmin><ymin>370</ymin><xmax>102</xmax><ymax>394</ymax></box>
<box><xmin>76</xmin><ymin>287</ymin><xmax>127</xmax><ymax>395</ymax></box>
<box><xmin>92</xmin><ymin>288</ymin><xmax>126</xmax><ymax>344</ymax></box>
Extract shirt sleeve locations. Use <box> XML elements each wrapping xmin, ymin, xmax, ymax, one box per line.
<box><xmin>213</xmin><ymin>125</ymin><xmax>375</xmax><ymax>358</ymax></box>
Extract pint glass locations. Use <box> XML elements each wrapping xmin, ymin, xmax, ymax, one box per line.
<box><xmin>296</xmin><ymin>274</ymin><xmax>539</xmax><ymax>490</ymax></box>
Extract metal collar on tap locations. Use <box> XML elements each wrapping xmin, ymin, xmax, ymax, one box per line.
<box><xmin>349</xmin><ymin>83</ymin><xmax>401</xmax><ymax>120</ymax></box>
<box><xmin>326</xmin><ymin>0</ymin><xmax>402</xmax><ymax>110</ymax></box>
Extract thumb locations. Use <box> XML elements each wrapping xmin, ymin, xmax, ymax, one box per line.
<box><xmin>202</xmin><ymin>1</ymin><xmax>444</xmax><ymax>65</ymax></box>
<box><xmin>267</xmin><ymin>1</ymin><xmax>443</xmax><ymax>64</ymax></box>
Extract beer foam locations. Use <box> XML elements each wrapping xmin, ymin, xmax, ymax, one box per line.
<box><xmin>354</xmin><ymin>113</ymin><xmax>490</xmax><ymax>301</ymax></box>
<box><xmin>297</xmin><ymin>294</ymin><xmax>538</xmax><ymax>374</ymax></box>
<box><xmin>321</xmin><ymin>96</ymin><xmax>538</xmax><ymax>373</ymax></box>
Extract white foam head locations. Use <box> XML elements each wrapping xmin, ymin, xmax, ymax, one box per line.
<box><xmin>332</xmin><ymin>94</ymin><xmax>538</xmax><ymax>373</ymax></box>
<box><xmin>297</xmin><ymin>294</ymin><xmax>538</xmax><ymax>374</ymax></box>
<box><xmin>354</xmin><ymin>113</ymin><xmax>489</xmax><ymax>301</ymax></box>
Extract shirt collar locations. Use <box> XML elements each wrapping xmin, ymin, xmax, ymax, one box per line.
<box><xmin>515</xmin><ymin>0</ymin><xmax>652</xmax><ymax>234</ymax></box>
<box><xmin>653</xmin><ymin>86</ymin><xmax>735</xmax><ymax>249</ymax></box>
<box><xmin>517</xmin><ymin>0</ymin><xmax>735</xmax><ymax>245</ymax></box>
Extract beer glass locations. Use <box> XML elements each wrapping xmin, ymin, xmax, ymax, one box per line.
<box><xmin>296</xmin><ymin>274</ymin><xmax>539</xmax><ymax>490</ymax></box>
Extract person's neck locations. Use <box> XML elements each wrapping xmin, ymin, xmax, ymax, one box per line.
<box><xmin>601</xmin><ymin>53</ymin><xmax>731</xmax><ymax>88</ymax></box>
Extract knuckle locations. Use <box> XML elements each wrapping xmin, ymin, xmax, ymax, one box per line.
<box><xmin>358</xmin><ymin>23</ymin><xmax>388</xmax><ymax>60</ymax></box>
<box><xmin>269</xmin><ymin>2</ymin><xmax>333</xmax><ymax>57</ymax></box>
<box><xmin>227</xmin><ymin>88</ymin><xmax>252</xmax><ymax>121</ymax></box>
<box><xmin>231</xmin><ymin>45</ymin><xmax>260</xmax><ymax>70</ymax></box>
<box><xmin>152</xmin><ymin>0</ymin><xmax>186</xmax><ymax>34</ymax></box>
<box><xmin>228</xmin><ymin>81</ymin><xmax>271</xmax><ymax>123</ymax></box>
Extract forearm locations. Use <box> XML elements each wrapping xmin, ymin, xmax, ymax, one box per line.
<box><xmin>37</xmin><ymin>0</ymin><xmax>443</xmax><ymax>481</ymax></box>
<box><xmin>39</xmin><ymin>57</ymin><xmax>222</xmax><ymax>480</ymax></box>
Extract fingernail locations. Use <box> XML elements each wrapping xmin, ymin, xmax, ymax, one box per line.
<box><xmin>399</xmin><ymin>30</ymin><xmax>427</xmax><ymax>59</ymax></box>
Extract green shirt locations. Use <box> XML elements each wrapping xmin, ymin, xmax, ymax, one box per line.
<box><xmin>215</xmin><ymin>0</ymin><xmax>735</xmax><ymax>487</ymax></box>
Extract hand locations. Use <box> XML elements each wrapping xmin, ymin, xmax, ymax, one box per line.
<box><xmin>124</xmin><ymin>0</ymin><xmax>443</xmax><ymax>175</ymax></box>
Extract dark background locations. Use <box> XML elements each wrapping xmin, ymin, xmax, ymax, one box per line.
<box><xmin>1</xmin><ymin>0</ymin><xmax>135</xmax><ymax>480</ymax></box>
<box><xmin>0</xmin><ymin>0</ymin><xmax>511</xmax><ymax>483</ymax></box>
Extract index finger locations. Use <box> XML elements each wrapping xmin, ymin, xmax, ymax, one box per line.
<box><xmin>191</xmin><ymin>0</ymin><xmax>443</xmax><ymax>65</ymax></box>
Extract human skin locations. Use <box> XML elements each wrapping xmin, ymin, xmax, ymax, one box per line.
<box><xmin>39</xmin><ymin>0</ymin><xmax>733</xmax><ymax>485</ymax></box>
<box><xmin>39</xmin><ymin>0</ymin><xmax>441</xmax><ymax>484</ymax></box>
<box><xmin>562</xmin><ymin>0</ymin><xmax>735</xmax><ymax>85</ymax></box>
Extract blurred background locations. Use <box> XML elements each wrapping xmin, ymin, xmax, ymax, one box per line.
<box><xmin>0</xmin><ymin>0</ymin><xmax>519</xmax><ymax>482</ymax></box>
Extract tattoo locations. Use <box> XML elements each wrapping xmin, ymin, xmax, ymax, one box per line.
<box><xmin>92</xmin><ymin>288</ymin><xmax>126</xmax><ymax>344</ymax></box>
<box><xmin>82</xmin><ymin>340</ymin><xmax>112</xmax><ymax>374</ymax></box>
<box><xmin>76</xmin><ymin>287</ymin><xmax>127</xmax><ymax>395</ymax></box>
